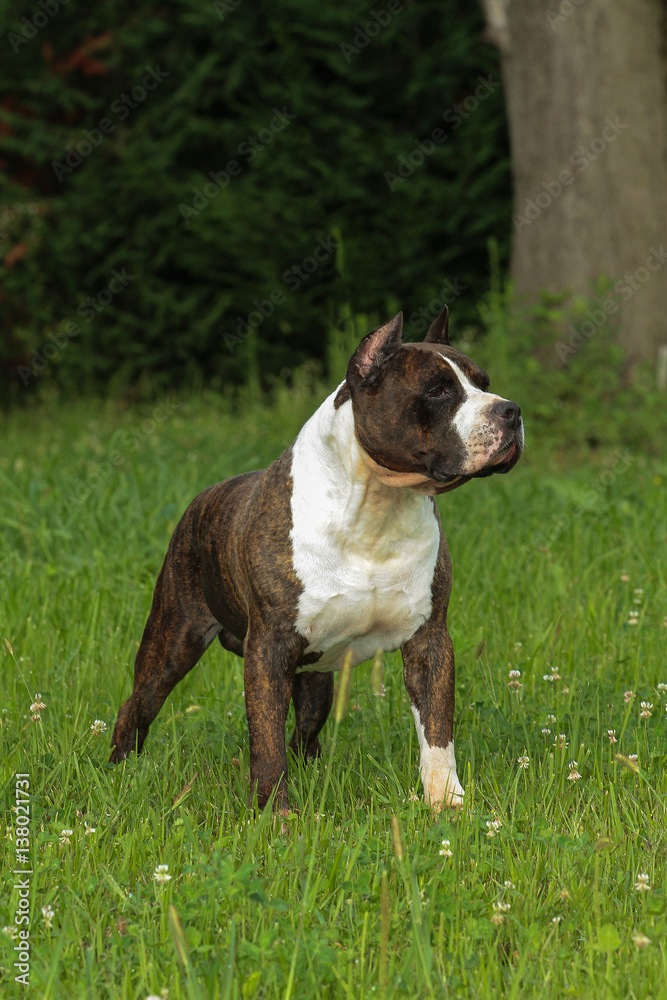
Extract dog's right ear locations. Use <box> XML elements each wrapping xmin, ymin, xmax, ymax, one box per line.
<box><xmin>423</xmin><ymin>304</ymin><xmax>450</xmax><ymax>345</ymax></box>
<box><xmin>347</xmin><ymin>312</ymin><xmax>403</xmax><ymax>386</ymax></box>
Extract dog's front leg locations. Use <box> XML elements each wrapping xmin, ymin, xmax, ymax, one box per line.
<box><xmin>243</xmin><ymin>634</ymin><xmax>299</xmax><ymax>812</ymax></box>
<box><xmin>401</xmin><ymin>624</ymin><xmax>464</xmax><ymax>811</ymax></box>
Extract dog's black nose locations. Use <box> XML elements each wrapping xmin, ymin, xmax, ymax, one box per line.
<box><xmin>491</xmin><ymin>400</ymin><xmax>521</xmax><ymax>429</ymax></box>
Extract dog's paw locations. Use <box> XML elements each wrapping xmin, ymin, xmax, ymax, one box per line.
<box><xmin>428</xmin><ymin>788</ymin><xmax>465</xmax><ymax>813</ymax></box>
<box><xmin>423</xmin><ymin>770</ymin><xmax>465</xmax><ymax>813</ymax></box>
<box><xmin>419</xmin><ymin>741</ymin><xmax>465</xmax><ymax>813</ymax></box>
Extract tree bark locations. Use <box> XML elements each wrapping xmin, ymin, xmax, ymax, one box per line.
<box><xmin>484</xmin><ymin>0</ymin><xmax>667</xmax><ymax>362</ymax></box>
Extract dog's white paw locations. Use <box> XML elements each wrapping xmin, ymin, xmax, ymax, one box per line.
<box><xmin>420</xmin><ymin>744</ymin><xmax>465</xmax><ymax>812</ymax></box>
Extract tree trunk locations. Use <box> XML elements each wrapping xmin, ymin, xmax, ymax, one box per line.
<box><xmin>484</xmin><ymin>0</ymin><xmax>667</xmax><ymax>362</ymax></box>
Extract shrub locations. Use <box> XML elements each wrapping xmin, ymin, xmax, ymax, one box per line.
<box><xmin>0</xmin><ymin>0</ymin><xmax>510</xmax><ymax>402</ymax></box>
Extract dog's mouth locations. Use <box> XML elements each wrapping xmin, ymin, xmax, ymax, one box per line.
<box><xmin>472</xmin><ymin>434</ymin><xmax>523</xmax><ymax>478</ymax></box>
<box><xmin>429</xmin><ymin>472</ymin><xmax>472</xmax><ymax>495</ymax></box>
<box><xmin>428</xmin><ymin>432</ymin><xmax>523</xmax><ymax>492</ymax></box>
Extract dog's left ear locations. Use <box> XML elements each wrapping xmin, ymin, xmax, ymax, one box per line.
<box><xmin>423</xmin><ymin>304</ymin><xmax>450</xmax><ymax>345</ymax></box>
<box><xmin>347</xmin><ymin>312</ymin><xmax>403</xmax><ymax>385</ymax></box>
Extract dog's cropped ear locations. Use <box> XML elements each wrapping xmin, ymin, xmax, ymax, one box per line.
<box><xmin>423</xmin><ymin>304</ymin><xmax>450</xmax><ymax>345</ymax></box>
<box><xmin>347</xmin><ymin>312</ymin><xmax>403</xmax><ymax>384</ymax></box>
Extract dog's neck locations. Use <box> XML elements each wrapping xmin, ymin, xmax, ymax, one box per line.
<box><xmin>294</xmin><ymin>387</ymin><xmax>440</xmax><ymax>504</ymax></box>
<box><xmin>290</xmin><ymin>388</ymin><xmax>438</xmax><ymax>557</ymax></box>
<box><xmin>355</xmin><ymin>446</ymin><xmax>441</xmax><ymax>494</ymax></box>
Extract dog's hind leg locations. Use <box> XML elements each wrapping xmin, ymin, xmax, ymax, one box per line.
<box><xmin>110</xmin><ymin>552</ymin><xmax>219</xmax><ymax>762</ymax></box>
<box><xmin>288</xmin><ymin>671</ymin><xmax>334</xmax><ymax>759</ymax></box>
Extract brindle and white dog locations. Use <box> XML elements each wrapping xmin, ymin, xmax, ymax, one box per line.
<box><xmin>111</xmin><ymin>306</ymin><xmax>523</xmax><ymax>812</ymax></box>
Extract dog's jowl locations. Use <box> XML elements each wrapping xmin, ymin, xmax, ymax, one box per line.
<box><xmin>110</xmin><ymin>305</ymin><xmax>523</xmax><ymax>812</ymax></box>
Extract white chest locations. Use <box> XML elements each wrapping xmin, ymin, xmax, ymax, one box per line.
<box><xmin>289</xmin><ymin>394</ymin><xmax>440</xmax><ymax>672</ymax></box>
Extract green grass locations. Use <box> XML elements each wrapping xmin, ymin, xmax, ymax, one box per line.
<box><xmin>1</xmin><ymin>378</ymin><xmax>666</xmax><ymax>999</ymax></box>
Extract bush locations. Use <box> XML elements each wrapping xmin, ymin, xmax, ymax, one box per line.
<box><xmin>0</xmin><ymin>0</ymin><xmax>510</xmax><ymax>402</ymax></box>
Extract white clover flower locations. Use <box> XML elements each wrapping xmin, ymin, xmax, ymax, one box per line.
<box><xmin>60</xmin><ymin>829</ymin><xmax>73</xmax><ymax>845</ymax></box>
<box><xmin>517</xmin><ymin>755</ymin><xmax>530</xmax><ymax>769</ymax></box>
<box><xmin>623</xmin><ymin>690</ymin><xmax>634</xmax><ymax>704</ymax></box>
<box><xmin>84</xmin><ymin>822</ymin><xmax>96</xmax><ymax>835</ymax></box>
<box><xmin>407</xmin><ymin>789</ymin><xmax>419</xmax><ymax>803</ymax></box>
<box><xmin>542</xmin><ymin>728</ymin><xmax>552</xmax><ymax>736</ymax></box>
<box><xmin>551</xmin><ymin>915</ymin><xmax>563</xmax><ymax>923</ymax></box>
<box><xmin>507</xmin><ymin>669</ymin><xmax>522</xmax><ymax>692</ymax></box>
<box><xmin>657</xmin><ymin>683</ymin><xmax>667</xmax><ymax>694</ymax></box>
<box><xmin>635</xmin><ymin>873</ymin><xmax>650</xmax><ymax>892</ymax></box>
<box><xmin>632</xmin><ymin>932</ymin><xmax>651</xmax><ymax>948</ymax></box>
<box><xmin>607</xmin><ymin>729</ymin><xmax>617</xmax><ymax>744</ymax></box>
<box><xmin>439</xmin><ymin>839</ymin><xmax>452</xmax><ymax>857</ymax></box>
<box><xmin>154</xmin><ymin>864</ymin><xmax>172</xmax><ymax>884</ymax></box>
<box><xmin>486</xmin><ymin>819</ymin><xmax>502</xmax><ymax>837</ymax></box>
<box><xmin>504</xmin><ymin>880</ymin><xmax>515</xmax><ymax>889</ymax></box>
<box><xmin>553</xmin><ymin>734</ymin><xmax>568</xmax><ymax>750</ymax></box>
<box><xmin>640</xmin><ymin>702</ymin><xmax>653</xmax><ymax>719</ymax></box>
<box><xmin>90</xmin><ymin>719</ymin><xmax>107</xmax><ymax>734</ymax></box>
<box><xmin>543</xmin><ymin>674</ymin><xmax>554</xmax><ymax>682</ymax></box>
<box><xmin>546</xmin><ymin>714</ymin><xmax>557</xmax><ymax>725</ymax></box>
<box><xmin>31</xmin><ymin>694</ymin><xmax>46</xmax><ymax>711</ymax></box>
<box><xmin>2</xmin><ymin>925</ymin><xmax>17</xmax><ymax>939</ymax></box>
<box><xmin>567</xmin><ymin>768</ymin><xmax>582</xmax><ymax>782</ymax></box>
<box><xmin>491</xmin><ymin>899</ymin><xmax>510</xmax><ymax>925</ymax></box>
<box><xmin>42</xmin><ymin>905</ymin><xmax>54</xmax><ymax>929</ymax></box>
<box><xmin>551</xmin><ymin>668</ymin><xmax>561</xmax><ymax>681</ymax></box>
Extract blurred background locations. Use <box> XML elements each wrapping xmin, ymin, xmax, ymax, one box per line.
<box><xmin>1</xmin><ymin>0</ymin><xmax>666</xmax><ymax>445</ymax></box>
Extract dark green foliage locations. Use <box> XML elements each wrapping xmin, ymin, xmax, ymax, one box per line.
<box><xmin>0</xmin><ymin>0</ymin><xmax>510</xmax><ymax>400</ymax></box>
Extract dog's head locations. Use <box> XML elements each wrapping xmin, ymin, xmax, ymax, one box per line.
<box><xmin>336</xmin><ymin>307</ymin><xmax>523</xmax><ymax>494</ymax></box>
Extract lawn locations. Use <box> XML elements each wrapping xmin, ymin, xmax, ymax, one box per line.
<box><xmin>1</xmin><ymin>374</ymin><xmax>666</xmax><ymax>999</ymax></box>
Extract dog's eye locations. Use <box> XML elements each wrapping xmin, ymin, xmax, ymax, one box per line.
<box><xmin>427</xmin><ymin>386</ymin><xmax>450</xmax><ymax>399</ymax></box>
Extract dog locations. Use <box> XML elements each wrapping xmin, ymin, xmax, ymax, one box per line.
<box><xmin>110</xmin><ymin>305</ymin><xmax>523</xmax><ymax>812</ymax></box>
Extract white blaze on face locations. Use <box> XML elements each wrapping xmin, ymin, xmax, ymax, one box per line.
<box><xmin>411</xmin><ymin>705</ymin><xmax>464</xmax><ymax>809</ymax></box>
<box><xmin>439</xmin><ymin>355</ymin><xmax>514</xmax><ymax>474</ymax></box>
